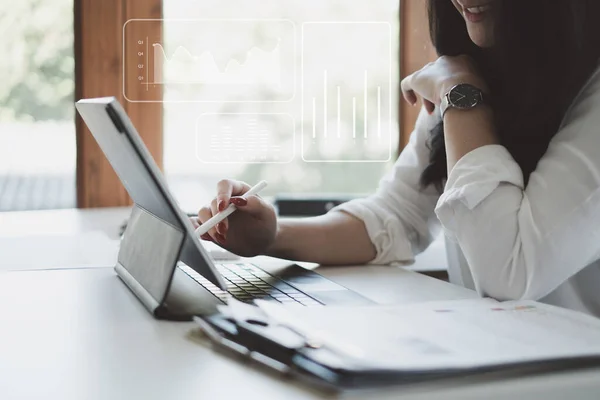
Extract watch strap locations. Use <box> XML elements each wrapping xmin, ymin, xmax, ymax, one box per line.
<box><xmin>440</xmin><ymin>93</ymin><xmax>451</xmax><ymax>118</ymax></box>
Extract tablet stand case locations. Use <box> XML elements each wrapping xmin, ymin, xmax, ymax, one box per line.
<box><xmin>115</xmin><ymin>205</ymin><xmax>222</xmax><ymax>321</ymax></box>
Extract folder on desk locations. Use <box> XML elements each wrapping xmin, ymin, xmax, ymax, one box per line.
<box><xmin>193</xmin><ymin>298</ymin><xmax>600</xmax><ymax>390</ymax></box>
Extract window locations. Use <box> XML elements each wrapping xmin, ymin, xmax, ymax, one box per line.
<box><xmin>160</xmin><ymin>0</ymin><xmax>400</xmax><ymax>211</ymax></box>
<box><xmin>0</xmin><ymin>0</ymin><xmax>75</xmax><ymax>212</ymax></box>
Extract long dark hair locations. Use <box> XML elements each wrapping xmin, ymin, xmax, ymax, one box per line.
<box><xmin>421</xmin><ymin>0</ymin><xmax>600</xmax><ymax>191</ymax></box>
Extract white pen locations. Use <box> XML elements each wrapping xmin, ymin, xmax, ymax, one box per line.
<box><xmin>195</xmin><ymin>180</ymin><xmax>268</xmax><ymax>238</ymax></box>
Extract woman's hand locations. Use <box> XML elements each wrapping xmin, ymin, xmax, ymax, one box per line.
<box><xmin>196</xmin><ymin>179</ymin><xmax>278</xmax><ymax>257</ymax></box>
<box><xmin>400</xmin><ymin>55</ymin><xmax>487</xmax><ymax>114</ymax></box>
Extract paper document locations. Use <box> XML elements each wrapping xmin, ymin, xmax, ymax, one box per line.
<box><xmin>265</xmin><ymin>299</ymin><xmax>600</xmax><ymax>371</ymax></box>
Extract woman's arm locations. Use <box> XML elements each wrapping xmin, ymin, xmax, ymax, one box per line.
<box><xmin>266</xmin><ymin>212</ymin><xmax>376</xmax><ymax>265</ymax></box>
<box><xmin>443</xmin><ymin>105</ymin><xmax>498</xmax><ymax>170</ymax></box>
<box><xmin>436</xmin><ymin>74</ymin><xmax>600</xmax><ymax>300</ymax></box>
<box><xmin>199</xmin><ymin>108</ymin><xmax>443</xmax><ymax>266</ymax></box>
<box><xmin>402</xmin><ymin>55</ymin><xmax>600</xmax><ymax>300</ymax></box>
<box><xmin>269</xmin><ymin>107</ymin><xmax>443</xmax><ymax>266</ymax></box>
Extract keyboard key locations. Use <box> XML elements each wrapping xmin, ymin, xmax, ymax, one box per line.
<box><xmin>261</xmin><ymin>297</ymin><xmax>282</xmax><ymax>303</ymax></box>
<box><xmin>260</xmin><ymin>279</ymin><xmax>280</xmax><ymax>286</ymax></box>
<box><xmin>264</xmin><ymin>287</ymin><xmax>287</xmax><ymax>295</ymax></box>
<box><xmin>238</xmin><ymin>264</ymin><xmax>260</xmax><ymax>272</ymax></box>
<box><xmin>254</xmin><ymin>283</ymin><xmax>272</xmax><ymax>289</ymax></box>
<box><xmin>271</xmin><ymin>293</ymin><xmax>292</xmax><ymax>300</ymax></box>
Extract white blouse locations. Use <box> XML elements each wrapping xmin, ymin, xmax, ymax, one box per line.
<box><xmin>335</xmin><ymin>66</ymin><xmax>600</xmax><ymax>317</ymax></box>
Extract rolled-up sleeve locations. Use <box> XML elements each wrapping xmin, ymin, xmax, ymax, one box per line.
<box><xmin>334</xmin><ymin>108</ymin><xmax>442</xmax><ymax>265</ymax></box>
<box><xmin>436</xmin><ymin>145</ymin><xmax>524</xmax><ymax>236</ymax></box>
<box><xmin>435</xmin><ymin>68</ymin><xmax>600</xmax><ymax>301</ymax></box>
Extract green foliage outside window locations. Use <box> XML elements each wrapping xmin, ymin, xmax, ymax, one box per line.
<box><xmin>0</xmin><ymin>0</ymin><xmax>74</xmax><ymax>122</ymax></box>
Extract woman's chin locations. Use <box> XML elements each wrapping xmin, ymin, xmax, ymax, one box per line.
<box><xmin>470</xmin><ymin>34</ymin><xmax>495</xmax><ymax>49</ymax></box>
<box><xmin>467</xmin><ymin>25</ymin><xmax>495</xmax><ymax>48</ymax></box>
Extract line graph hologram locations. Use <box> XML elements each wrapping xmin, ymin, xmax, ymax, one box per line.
<box><xmin>152</xmin><ymin>40</ymin><xmax>282</xmax><ymax>86</ymax></box>
<box><xmin>122</xmin><ymin>19</ymin><xmax>296</xmax><ymax>103</ymax></box>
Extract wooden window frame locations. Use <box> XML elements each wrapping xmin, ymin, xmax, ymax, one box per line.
<box><xmin>74</xmin><ymin>0</ymin><xmax>163</xmax><ymax>208</ymax></box>
<box><xmin>399</xmin><ymin>0</ymin><xmax>437</xmax><ymax>150</ymax></box>
<box><xmin>74</xmin><ymin>0</ymin><xmax>432</xmax><ymax>208</ymax></box>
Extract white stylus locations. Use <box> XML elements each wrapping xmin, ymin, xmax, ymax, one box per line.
<box><xmin>194</xmin><ymin>180</ymin><xmax>268</xmax><ymax>238</ymax></box>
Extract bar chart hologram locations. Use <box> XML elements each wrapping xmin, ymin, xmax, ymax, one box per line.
<box><xmin>301</xmin><ymin>22</ymin><xmax>393</xmax><ymax>162</ymax></box>
<box><xmin>195</xmin><ymin>113</ymin><xmax>294</xmax><ymax>164</ymax></box>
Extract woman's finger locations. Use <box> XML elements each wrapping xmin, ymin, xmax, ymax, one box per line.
<box><xmin>404</xmin><ymin>90</ymin><xmax>418</xmax><ymax>106</ymax></box>
<box><xmin>210</xmin><ymin>199</ymin><xmax>227</xmax><ymax>245</ymax></box>
<box><xmin>217</xmin><ymin>219</ymin><xmax>228</xmax><ymax>236</ymax></box>
<box><xmin>230</xmin><ymin>195</ymin><xmax>270</xmax><ymax>218</ymax></box>
<box><xmin>197</xmin><ymin>206</ymin><xmax>212</xmax><ymax>224</ymax></box>
<box><xmin>210</xmin><ymin>198</ymin><xmax>223</xmax><ymax>236</ymax></box>
<box><xmin>424</xmin><ymin>99</ymin><xmax>436</xmax><ymax>115</ymax></box>
<box><xmin>200</xmin><ymin>233</ymin><xmax>214</xmax><ymax>242</ymax></box>
<box><xmin>400</xmin><ymin>75</ymin><xmax>418</xmax><ymax>105</ymax></box>
<box><xmin>216</xmin><ymin>179</ymin><xmax>251</xmax><ymax>212</ymax></box>
<box><xmin>198</xmin><ymin>205</ymin><xmax>219</xmax><ymax>242</ymax></box>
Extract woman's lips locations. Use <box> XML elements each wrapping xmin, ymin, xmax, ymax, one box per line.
<box><xmin>462</xmin><ymin>4</ymin><xmax>491</xmax><ymax>23</ymax></box>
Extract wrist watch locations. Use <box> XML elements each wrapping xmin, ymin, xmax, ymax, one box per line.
<box><xmin>440</xmin><ymin>83</ymin><xmax>486</xmax><ymax>118</ymax></box>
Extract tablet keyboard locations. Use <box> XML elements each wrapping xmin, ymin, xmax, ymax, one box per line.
<box><xmin>179</xmin><ymin>263</ymin><xmax>323</xmax><ymax>306</ymax></box>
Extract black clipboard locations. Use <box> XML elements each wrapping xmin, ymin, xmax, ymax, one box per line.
<box><xmin>193</xmin><ymin>313</ymin><xmax>423</xmax><ymax>391</ymax></box>
<box><xmin>193</xmin><ymin>310</ymin><xmax>600</xmax><ymax>392</ymax></box>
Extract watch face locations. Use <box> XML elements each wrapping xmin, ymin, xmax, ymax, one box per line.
<box><xmin>448</xmin><ymin>84</ymin><xmax>482</xmax><ymax>109</ymax></box>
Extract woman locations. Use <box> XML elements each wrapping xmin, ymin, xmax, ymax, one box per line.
<box><xmin>197</xmin><ymin>0</ymin><xmax>600</xmax><ymax>316</ymax></box>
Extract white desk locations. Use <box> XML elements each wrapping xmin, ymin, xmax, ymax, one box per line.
<box><xmin>0</xmin><ymin>207</ymin><xmax>130</xmax><ymax>238</ymax></box>
<box><xmin>0</xmin><ymin>207</ymin><xmax>448</xmax><ymax>275</ymax></box>
<box><xmin>1</xmin><ymin>208</ymin><xmax>599</xmax><ymax>400</ymax></box>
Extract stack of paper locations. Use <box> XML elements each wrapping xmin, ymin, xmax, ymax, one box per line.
<box><xmin>262</xmin><ymin>299</ymin><xmax>600</xmax><ymax>371</ymax></box>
